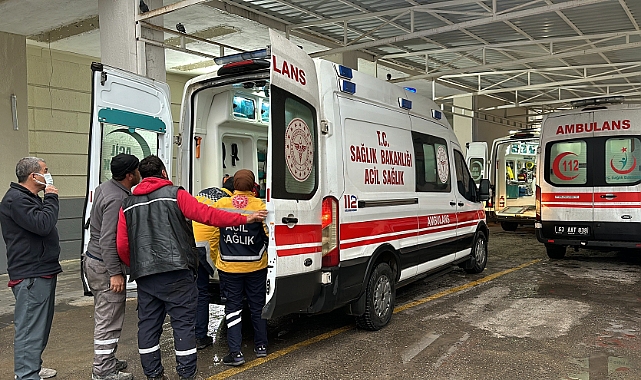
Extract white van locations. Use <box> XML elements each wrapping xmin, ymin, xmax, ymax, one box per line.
<box><xmin>467</xmin><ymin>132</ymin><xmax>539</xmax><ymax>231</ymax></box>
<box><xmin>83</xmin><ymin>30</ymin><xmax>490</xmax><ymax>330</ymax></box>
<box><xmin>536</xmin><ymin>97</ymin><xmax>641</xmax><ymax>259</ymax></box>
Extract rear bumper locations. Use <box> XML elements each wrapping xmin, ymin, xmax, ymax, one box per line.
<box><xmin>536</xmin><ymin>228</ymin><xmax>641</xmax><ymax>249</ymax></box>
<box><xmin>495</xmin><ymin>214</ymin><xmax>536</xmax><ymax>224</ymax></box>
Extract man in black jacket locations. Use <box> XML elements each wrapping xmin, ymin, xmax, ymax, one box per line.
<box><xmin>0</xmin><ymin>157</ymin><xmax>60</xmax><ymax>380</ymax></box>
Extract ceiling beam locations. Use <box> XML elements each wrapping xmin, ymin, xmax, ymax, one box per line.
<box><xmin>309</xmin><ymin>0</ymin><xmax>608</xmax><ymax>57</ymax></box>
<box><xmin>28</xmin><ymin>16</ymin><xmax>99</xmax><ymax>43</ymax></box>
<box><xmin>381</xmin><ymin>30</ymin><xmax>641</xmax><ymax>59</ymax></box>
<box><xmin>400</xmin><ymin>40</ymin><xmax>641</xmax><ymax>81</ymax></box>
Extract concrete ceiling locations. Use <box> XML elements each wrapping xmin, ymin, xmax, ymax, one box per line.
<box><xmin>1</xmin><ymin>0</ymin><xmax>639</xmax><ymax>112</ymax></box>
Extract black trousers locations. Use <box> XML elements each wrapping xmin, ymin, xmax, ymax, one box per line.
<box><xmin>136</xmin><ymin>270</ymin><xmax>197</xmax><ymax>378</ymax></box>
<box><xmin>218</xmin><ymin>268</ymin><xmax>268</xmax><ymax>353</ymax></box>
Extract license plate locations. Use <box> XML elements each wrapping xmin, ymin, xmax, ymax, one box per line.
<box><xmin>554</xmin><ymin>226</ymin><xmax>589</xmax><ymax>235</ymax></box>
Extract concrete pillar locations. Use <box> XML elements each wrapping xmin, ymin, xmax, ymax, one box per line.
<box><xmin>0</xmin><ymin>32</ymin><xmax>29</xmax><ymax>187</ymax></box>
<box><xmin>453</xmin><ymin>94</ymin><xmax>473</xmax><ymax>149</ymax></box>
<box><xmin>98</xmin><ymin>0</ymin><xmax>165</xmax><ymax>81</ymax></box>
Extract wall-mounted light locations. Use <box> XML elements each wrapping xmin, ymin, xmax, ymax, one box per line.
<box><xmin>10</xmin><ymin>94</ymin><xmax>18</xmax><ymax>130</ymax></box>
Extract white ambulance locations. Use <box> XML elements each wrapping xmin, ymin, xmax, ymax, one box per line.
<box><xmin>467</xmin><ymin>132</ymin><xmax>539</xmax><ymax>231</ymax></box>
<box><xmin>83</xmin><ymin>30</ymin><xmax>490</xmax><ymax>330</ymax></box>
<box><xmin>535</xmin><ymin>97</ymin><xmax>641</xmax><ymax>259</ymax></box>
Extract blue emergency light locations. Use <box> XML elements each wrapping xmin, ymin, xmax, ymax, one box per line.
<box><xmin>399</xmin><ymin>98</ymin><xmax>412</xmax><ymax>110</ymax></box>
<box><xmin>338</xmin><ymin>65</ymin><xmax>353</xmax><ymax>79</ymax></box>
<box><xmin>404</xmin><ymin>87</ymin><xmax>417</xmax><ymax>93</ymax></box>
<box><xmin>341</xmin><ymin>80</ymin><xmax>356</xmax><ymax>94</ymax></box>
<box><xmin>432</xmin><ymin>110</ymin><xmax>442</xmax><ymax>120</ymax></box>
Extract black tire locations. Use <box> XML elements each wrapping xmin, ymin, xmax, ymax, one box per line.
<box><xmin>465</xmin><ymin>231</ymin><xmax>488</xmax><ymax>274</ymax></box>
<box><xmin>356</xmin><ymin>263</ymin><xmax>395</xmax><ymax>331</ymax></box>
<box><xmin>546</xmin><ymin>244</ymin><xmax>566</xmax><ymax>259</ymax></box>
<box><xmin>500</xmin><ymin>222</ymin><xmax>518</xmax><ymax>232</ymax></box>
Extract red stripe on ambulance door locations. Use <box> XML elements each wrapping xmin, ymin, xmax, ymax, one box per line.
<box><xmin>274</xmin><ymin>224</ymin><xmax>322</xmax><ymax>246</ymax></box>
<box><xmin>541</xmin><ymin>192</ymin><xmax>592</xmax><ymax>203</ymax></box>
<box><xmin>340</xmin><ymin>216</ymin><xmax>418</xmax><ymax>241</ymax></box>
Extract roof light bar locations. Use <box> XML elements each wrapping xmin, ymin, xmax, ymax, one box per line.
<box><xmin>214</xmin><ymin>48</ymin><xmax>270</xmax><ymax>65</ymax></box>
<box><xmin>571</xmin><ymin>96</ymin><xmax>624</xmax><ymax>108</ymax></box>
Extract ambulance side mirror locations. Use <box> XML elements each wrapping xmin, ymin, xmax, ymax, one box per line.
<box><xmin>478</xmin><ymin>179</ymin><xmax>490</xmax><ymax>202</ymax></box>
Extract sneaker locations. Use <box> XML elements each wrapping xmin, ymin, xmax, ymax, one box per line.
<box><xmin>254</xmin><ymin>345</ymin><xmax>267</xmax><ymax>358</ymax></box>
<box><xmin>196</xmin><ymin>335</ymin><xmax>213</xmax><ymax>350</ymax></box>
<box><xmin>222</xmin><ymin>351</ymin><xmax>245</xmax><ymax>366</ymax></box>
<box><xmin>115</xmin><ymin>359</ymin><xmax>128</xmax><ymax>371</ymax></box>
<box><xmin>147</xmin><ymin>373</ymin><xmax>168</xmax><ymax>380</ymax></box>
<box><xmin>39</xmin><ymin>368</ymin><xmax>57</xmax><ymax>379</ymax></box>
<box><xmin>92</xmin><ymin>371</ymin><xmax>133</xmax><ymax>380</ymax></box>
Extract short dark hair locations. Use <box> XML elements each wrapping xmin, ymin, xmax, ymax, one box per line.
<box><xmin>16</xmin><ymin>157</ymin><xmax>45</xmax><ymax>183</ymax></box>
<box><xmin>138</xmin><ymin>155</ymin><xmax>166</xmax><ymax>178</ymax></box>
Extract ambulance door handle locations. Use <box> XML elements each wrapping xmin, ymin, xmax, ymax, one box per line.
<box><xmin>600</xmin><ymin>194</ymin><xmax>617</xmax><ymax>199</ymax></box>
<box><xmin>458</xmin><ymin>202</ymin><xmax>465</xmax><ymax>207</ymax></box>
<box><xmin>282</xmin><ymin>215</ymin><xmax>299</xmax><ymax>226</ymax></box>
<box><xmin>450</xmin><ymin>201</ymin><xmax>456</xmax><ymax>206</ymax></box>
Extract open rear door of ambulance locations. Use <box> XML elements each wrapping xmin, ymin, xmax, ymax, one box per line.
<box><xmin>81</xmin><ymin>63</ymin><xmax>173</xmax><ymax>295</ymax></box>
<box><xmin>466</xmin><ymin>142</ymin><xmax>488</xmax><ymax>186</ymax></box>
<box><xmin>263</xmin><ymin>30</ymin><xmax>323</xmax><ymax>318</ymax></box>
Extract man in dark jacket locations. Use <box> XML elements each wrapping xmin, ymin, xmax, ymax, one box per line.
<box><xmin>116</xmin><ymin>155</ymin><xmax>267</xmax><ymax>380</ymax></box>
<box><xmin>0</xmin><ymin>157</ymin><xmax>60</xmax><ymax>380</ymax></box>
<box><xmin>84</xmin><ymin>153</ymin><xmax>141</xmax><ymax>380</ymax></box>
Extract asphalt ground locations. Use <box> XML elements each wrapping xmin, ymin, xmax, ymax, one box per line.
<box><xmin>1</xmin><ymin>223</ymin><xmax>640</xmax><ymax>379</ymax></box>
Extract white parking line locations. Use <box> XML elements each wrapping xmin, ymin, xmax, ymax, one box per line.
<box><xmin>401</xmin><ymin>332</ymin><xmax>441</xmax><ymax>364</ymax></box>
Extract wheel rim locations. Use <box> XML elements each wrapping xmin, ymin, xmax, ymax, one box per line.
<box><xmin>474</xmin><ymin>237</ymin><xmax>487</xmax><ymax>267</ymax></box>
<box><xmin>373</xmin><ymin>275</ymin><xmax>392</xmax><ymax>318</ymax></box>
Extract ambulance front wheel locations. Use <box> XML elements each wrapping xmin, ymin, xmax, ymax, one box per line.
<box><xmin>545</xmin><ymin>244</ymin><xmax>566</xmax><ymax>259</ymax></box>
<box><xmin>356</xmin><ymin>262</ymin><xmax>395</xmax><ymax>331</ymax></box>
<box><xmin>464</xmin><ymin>231</ymin><xmax>488</xmax><ymax>274</ymax></box>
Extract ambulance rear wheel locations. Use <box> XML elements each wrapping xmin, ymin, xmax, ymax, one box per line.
<box><xmin>546</xmin><ymin>244</ymin><xmax>566</xmax><ymax>259</ymax></box>
<box><xmin>501</xmin><ymin>222</ymin><xmax>518</xmax><ymax>231</ymax></box>
<box><xmin>356</xmin><ymin>263</ymin><xmax>395</xmax><ymax>331</ymax></box>
<box><xmin>464</xmin><ymin>231</ymin><xmax>488</xmax><ymax>274</ymax></box>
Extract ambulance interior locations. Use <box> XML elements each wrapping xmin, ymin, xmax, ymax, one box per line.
<box><xmin>495</xmin><ymin>141</ymin><xmax>537</xmax><ymax>212</ymax></box>
<box><xmin>190</xmin><ymin>80</ymin><xmax>270</xmax><ymax>198</ymax></box>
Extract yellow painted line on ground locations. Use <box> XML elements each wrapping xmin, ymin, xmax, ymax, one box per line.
<box><xmin>207</xmin><ymin>258</ymin><xmax>542</xmax><ymax>379</ymax></box>
<box><xmin>207</xmin><ymin>325</ymin><xmax>354</xmax><ymax>380</ymax></box>
<box><xmin>394</xmin><ymin>259</ymin><xmax>542</xmax><ymax>313</ymax></box>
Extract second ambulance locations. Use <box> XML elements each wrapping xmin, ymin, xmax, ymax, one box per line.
<box><xmin>536</xmin><ymin>97</ymin><xmax>641</xmax><ymax>258</ymax></box>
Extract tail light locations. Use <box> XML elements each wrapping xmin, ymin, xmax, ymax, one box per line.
<box><xmin>322</xmin><ymin>197</ymin><xmax>339</xmax><ymax>267</ymax></box>
<box><xmin>534</xmin><ymin>185</ymin><xmax>541</xmax><ymax>222</ymax></box>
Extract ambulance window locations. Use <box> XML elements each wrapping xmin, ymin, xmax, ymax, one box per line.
<box><xmin>270</xmin><ymin>86</ymin><xmax>317</xmax><ymax>200</ymax></box>
<box><xmin>232</xmin><ymin>96</ymin><xmax>255</xmax><ymax>119</ymax></box>
<box><xmin>547</xmin><ymin>140</ymin><xmax>587</xmax><ymax>185</ymax></box>
<box><xmin>454</xmin><ymin>151</ymin><xmax>476</xmax><ymax>202</ymax></box>
<box><xmin>100</xmin><ymin>123</ymin><xmax>156</xmax><ymax>183</ymax></box>
<box><xmin>412</xmin><ymin>132</ymin><xmax>450</xmax><ymax>192</ymax></box>
<box><xmin>605</xmin><ymin>137</ymin><xmax>641</xmax><ymax>184</ymax></box>
<box><xmin>260</xmin><ymin>101</ymin><xmax>270</xmax><ymax>123</ymax></box>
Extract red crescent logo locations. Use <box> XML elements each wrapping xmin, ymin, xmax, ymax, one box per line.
<box><xmin>610</xmin><ymin>157</ymin><xmax>637</xmax><ymax>174</ymax></box>
<box><xmin>552</xmin><ymin>152</ymin><xmax>579</xmax><ymax>181</ymax></box>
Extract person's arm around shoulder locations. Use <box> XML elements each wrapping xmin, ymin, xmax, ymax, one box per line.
<box><xmin>10</xmin><ymin>184</ymin><xmax>59</xmax><ymax>236</ymax></box>
<box><xmin>177</xmin><ymin>188</ymin><xmax>267</xmax><ymax>226</ymax></box>
<box><xmin>116</xmin><ymin>207</ymin><xmax>131</xmax><ymax>267</ymax></box>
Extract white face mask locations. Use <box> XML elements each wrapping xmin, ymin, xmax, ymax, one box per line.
<box><xmin>34</xmin><ymin>173</ymin><xmax>54</xmax><ymax>186</ymax></box>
